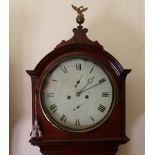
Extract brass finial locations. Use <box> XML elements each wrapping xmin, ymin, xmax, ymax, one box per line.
<box><xmin>72</xmin><ymin>4</ymin><xmax>88</xmax><ymax>25</ymax></box>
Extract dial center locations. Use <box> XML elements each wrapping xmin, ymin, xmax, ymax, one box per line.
<box><xmin>76</xmin><ymin>92</ymin><xmax>80</xmax><ymax>96</ymax></box>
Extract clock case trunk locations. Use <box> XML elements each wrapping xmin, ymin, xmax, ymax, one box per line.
<box><xmin>27</xmin><ymin>26</ymin><xmax>131</xmax><ymax>155</ymax></box>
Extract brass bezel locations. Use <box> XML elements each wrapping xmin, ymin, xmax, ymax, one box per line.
<box><xmin>39</xmin><ymin>56</ymin><xmax>118</xmax><ymax>133</ymax></box>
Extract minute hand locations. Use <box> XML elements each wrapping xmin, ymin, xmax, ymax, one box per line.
<box><xmin>78</xmin><ymin>78</ymin><xmax>106</xmax><ymax>95</ymax></box>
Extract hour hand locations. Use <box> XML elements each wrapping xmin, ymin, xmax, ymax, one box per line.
<box><xmin>81</xmin><ymin>76</ymin><xmax>94</xmax><ymax>90</ymax></box>
<box><xmin>75</xmin><ymin>75</ymin><xmax>83</xmax><ymax>88</ymax></box>
<box><xmin>77</xmin><ymin>77</ymin><xmax>106</xmax><ymax>95</ymax></box>
<box><xmin>76</xmin><ymin>77</ymin><xmax>94</xmax><ymax>96</ymax></box>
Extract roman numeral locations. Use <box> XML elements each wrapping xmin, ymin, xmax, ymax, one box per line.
<box><xmin>50</xmin><ymin>104</ymin><xmax>57</xmax><ymax>113</ymax></box>
<box><xmin>61</xmin><ymin>66</ymin><xmax>68</xmax><ymax>73</ymax></box>
<box><xmin>75</xmin><ymin>119</ymin><xmax>80</xmax><ymax>126</ymax></box>
<box><xmin>98</xmin><ymin>104</ymin><xmax>106</xmax><ymax>112</ymax></box>
<box><xmin>47</xmin><ymin>93</ymin><xmax>54</xmax><ymax>97</ymax></box>
<box><xmin>60</xmin><ymin>114</ymin><xmax>67</xmax><ymax>123</ymax></box>
<box><xmin>51</xmin><ymin>79</ymin><xmax>58</xmax><ymax>82</ymax></box>
<box><xmin>75</xmin><ymin>63</ymin><xmax>81</xmax><ymax>70</ymax></box>
<box><xmin>90</xmin><ymin>116</ymin><xmax>95</xmax><ymax>121</ymax></box>
<box><xmin>98</xmin><ymin>78</ymin><xmax>106</xmax><ymax>84</ymax></box>
<box><xmin>102</xmin><ymin>92</ymin><xmax>109</xmax><ymax>97</ymax></box>
<box><xmin>90</xmin><ymin>67</ymin><xmax>94</xmax><ymax>74</ymax></box>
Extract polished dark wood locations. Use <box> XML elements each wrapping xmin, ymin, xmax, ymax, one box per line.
<box><xmin>27</xmin><ymin>25</ymin><xmax>131</xmax><ymax>155</ymax></box>
<box><xmin>30</xmin><ymin>137</ymin><xmax>129</xmax><ymax>155</ymax></box>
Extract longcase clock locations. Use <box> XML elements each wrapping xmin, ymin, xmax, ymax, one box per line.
<box><xmin>27</xmin><ymin>5</ymin><xmax>131</xmax><ymax>155</ymax></box>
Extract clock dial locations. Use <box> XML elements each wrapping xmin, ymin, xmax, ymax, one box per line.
<box><xmin>40</xmin><ymin>57</ymin><xmax>116</xmax><ymax>132</ymax></box>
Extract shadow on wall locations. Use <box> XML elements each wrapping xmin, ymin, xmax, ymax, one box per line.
<box><xmin>9</xmin><ymin>3</ymin><xmax>31</xmax><ymax>154</ymax></box>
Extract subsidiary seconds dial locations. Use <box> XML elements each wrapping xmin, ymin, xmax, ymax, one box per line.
<box><xmin>40</xmin><ymin>57</ymin><xmax>116</xmax><ymax>132</ymax></box>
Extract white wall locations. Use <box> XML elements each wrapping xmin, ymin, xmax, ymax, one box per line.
<box><xmin>10</xmin><ymin>0</ymin><xmax>144</xmax><ymax>154</ymax></box>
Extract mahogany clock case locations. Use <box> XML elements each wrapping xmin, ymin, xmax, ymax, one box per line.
<box><xmin>27</xmin><ymin>26</ymin><xmax>131</xmax><ymax>155</ymax></box>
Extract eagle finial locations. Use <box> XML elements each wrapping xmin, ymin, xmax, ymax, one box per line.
<box><xmin>72</xmin><ymin>4</ymin><xmax>88</xmax><ymax>16</ymax></box>
<box><xmin>72</xmin><ymin>4</ymin><xmax>88</xmax><ymax>25</ymax></box>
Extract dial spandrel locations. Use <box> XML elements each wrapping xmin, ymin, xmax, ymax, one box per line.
<box><xmin>40</xmin><ymin>57</ymin><xmax>116</xmax><ymax>132</ymax></box>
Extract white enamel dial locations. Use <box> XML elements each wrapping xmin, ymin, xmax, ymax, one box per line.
<box><xmin>40</xmin><ymin>57</ymin><xmax>116</xmax><ymax>132</ymax></box>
